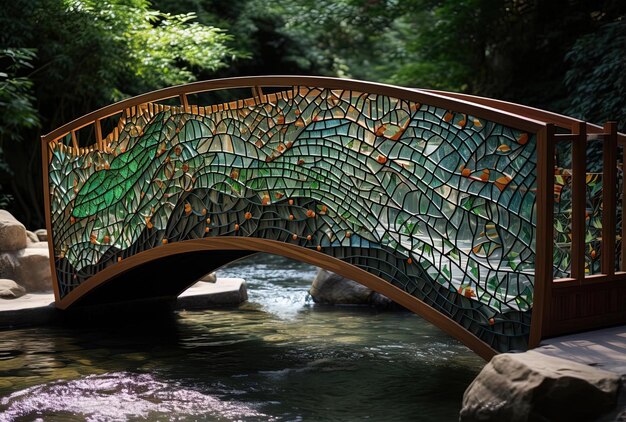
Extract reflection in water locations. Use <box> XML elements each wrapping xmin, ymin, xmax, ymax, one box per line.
<box><xmin>0</xmin><ymin>254</ymin><xmax>484</xmax><ymax>421</ymax></box>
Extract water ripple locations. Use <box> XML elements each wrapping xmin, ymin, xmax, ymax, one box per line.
<box><xmin>0</xmin><ymin>372</ymin><xmax>271</xmax><ymax>422</ymax></box>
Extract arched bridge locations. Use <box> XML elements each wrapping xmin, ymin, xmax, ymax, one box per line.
<box><xmin>41</xmin><ymin>76</ymin><xmax>626</xmax><ymax>360</ymax></box>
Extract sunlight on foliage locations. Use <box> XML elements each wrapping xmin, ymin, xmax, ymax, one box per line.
<box><xmin>63</xmin><ymin>0</ymin><xmax>238</xmax><ymax>100</ymax></box>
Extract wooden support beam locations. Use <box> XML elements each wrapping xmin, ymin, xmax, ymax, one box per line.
<box><xmin>252</xmin><ymin>85</ymin><xmax>264</xmax><ymax>100</ymax></box>
<box><xmin>571</xmin><ymin>122</ymin><xmax>586</xmax><ymax>281</ymax></box>
<box><xmin>622</xmin><ymin>140</ymin><xmax>626</xmax><ymax>271</ymax></box>
<box><xmin>94</xmin><ymin>118</ymin><xmax>103</xmax><ymax>151</ymax></box>
<box><xmin>70</xmin><ymin>130</ymin><xmax>79</xmax><ymax>150</ymax></box>
<box><xmin>529</xmin><ymin>124</ymin><xmax>555</xmax><ymax>348</ymax></box>
<box><xmin>179</xmin><ymin>93</ymin><xmax>189</xmax><ymax>112</ymax></box>
<box><xmin>602</xmin><ymin>121</ymin><xmax>618</xmax><ymax>275</ymax></box>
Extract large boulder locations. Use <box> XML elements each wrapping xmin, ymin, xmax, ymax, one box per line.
<box><xmin>0</xmin><ymin>279</ymin><xmax>26</xmax><ymax>299</ymax></box>
<box><xmin>460</xmin><ymin>350</ymin><xmax>621</xmax><ymax>422</ymax></box>
<box><xmin>0</xmin><ymin>210</ymin><xmax>27</xmax><ymax>252</ymax></box>
<box><xmin>309</xmin><ymin>269</ymin><xmax>394</xmax><ymax>308</ymax></box>
<box><xmin>13</xmin><ymin>247</ymin><xmax>52</xmax><ymax>292</ymax></box>
<box><xmin>0</xmin><ymin>252</ymin><xmax>18</xmax><ymax>280</ymax></box>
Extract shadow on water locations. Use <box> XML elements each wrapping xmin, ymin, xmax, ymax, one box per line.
<box><xmin>0</xmin><ymin>254</ymin><xmax>484</xmax><ymax>421</ymax></box>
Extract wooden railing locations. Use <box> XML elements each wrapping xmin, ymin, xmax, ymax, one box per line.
<box><xmin>529</xmin><ymin>121</ymin><xmax>626</xmax><ymax>346</ymax></box>
<box><xmin>420</xmin><ymin>89</ymin><xmax>626</xmax><ymax>345</ymax></box>
<box><xmin>42</xmin><ymin>76</ymin><xmax>545</xmax><ymax>147</ymax></box>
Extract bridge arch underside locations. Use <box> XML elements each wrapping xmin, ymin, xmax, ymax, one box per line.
<box><xmin>57</xmin><ymin>238</ymin><xmax>527</xmax><ymax>359</ymax></box>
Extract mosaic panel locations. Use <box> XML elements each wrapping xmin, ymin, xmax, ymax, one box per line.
<box><xmin>48</xmin><ymin>86</ymin><xmax>538</xmax><ymax>351</ymax></box>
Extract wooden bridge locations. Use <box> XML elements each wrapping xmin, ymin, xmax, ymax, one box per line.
<box><xmin>41</xmin><ymin>76</ymin><xmax>626</xmax><ymax>360</ymax></box>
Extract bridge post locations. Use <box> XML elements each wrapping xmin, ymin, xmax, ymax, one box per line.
<box><xmin>601</xmin><ymin>121</ymin><xmax>618</xmax><ymax>275</ymax></box>
<box><xmin>529</xmin><ymin>123</ymin><xmax>555</xmax><ymax>348</ymax></box>
<box><xmin>570</xmin><ymin>122</ymin><xmax>587</xmax><ymax>282</ymax></box>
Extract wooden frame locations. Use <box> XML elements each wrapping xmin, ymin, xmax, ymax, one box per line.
<box><xmin>528</xmin><ymin>120</ymin><xmax>626</xmax><ymax>344</ymax></box>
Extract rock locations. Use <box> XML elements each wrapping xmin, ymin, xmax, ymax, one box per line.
<box><xmin>0</xmin><ymin>210</ymin><xmax>27</xmax><ymax>252</ymax></box>
<box><xmin>13</xmin><ymin>248</ymin><xmax>52</xmax><ymax>292</ymax></box>
<box><xmin>460</xmin><ymin>350</ymin><xmax>620</xmax><ymax>422</ymax></box>
<box><xmin>27</xmin><ymin>241</ymin><xmax>48</xmax><ymax>249</ymax></box>
<box><xmin>0</xmin><ymin>253</ymin><xmax>18</xmax><ymax>280</ymax></box>
<box><xmin>310</xmin><ymin>269</ymin><xmax>372</xmax><ymax>305</ymax></box>
<box><xmin>177</xmin><ymin>278</ymin><xmax>248</xmax><ymax>309</ymax></box>
<box><xmin>35</xmin><ymin>229</ymin><xmax>48</xmax><ymax>242</ymax></box>
<box><xmin>370</xmin><ymin>291</ymin><xmax>394</xmax><ymax>309</ymax></box>
<box><xmin>309</xmin><ymin>269</ymin><xmax>394</xmax><ymax>308</ymax></box>
<box><xmin>26</xmin><ymin>230</ymin><xmax>39</xmax><ymax>244</ymax></box>
<box><xmin>0</xmin><ymin>279</ymin><xmax>26</xmax><ymax>299</ymax></box>
<box><xmin>200</xmin><ymin>272</ymin><xmax>217</xmax><ymax>283</ymax></box>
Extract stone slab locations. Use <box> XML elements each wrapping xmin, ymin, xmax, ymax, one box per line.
<box><xmin>535</xmin><ymin>325</ymin><xmax>626</xmax><ymax>376</ymax></box>
<box><xmin>535</xmin><ymin>325</ymin><xmax>626</xmax><ymax>421</ymax></box>
<box><xmin>0</xmin><ymin>293</ymin><xmax>57</xmax><ymax>329</ymax></box>
<box><xmin>0</xmin><ymin>278</ymin><xmax>248</xmax><ymax>329</ymax></box>
<box><xmin>462</xmin><ymin>325</ymin><xmax>626</xmax><ymax>421</ymax></box>
<box><xmin>177</xmin><ymin>278</ymin><xmax>247</xmax><ymax>309</ymax></box>
<box><xmin>0</xmin><ymin>279</ymin><xmax>26</xmax><ymax>299</ymax></box>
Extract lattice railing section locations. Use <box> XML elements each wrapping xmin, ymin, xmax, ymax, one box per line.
<box><xmin>47</xmin><ymin>86</ymin><xmax>538</xmax><ymax>352</ymax></box>
<box><xmin>553</xmin><ymin>141</ymin><xmax>624</xmax><ymax>277</ymax></box>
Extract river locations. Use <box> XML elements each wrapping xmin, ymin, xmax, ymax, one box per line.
<box><xmin>0</xmin><ymin>254</ymin><xmax>484</xmax><ymax>421</ymax></box>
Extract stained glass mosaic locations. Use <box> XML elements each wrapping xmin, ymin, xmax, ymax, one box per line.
<box><xmin>553</xmin><ymin>141</ymin><xmax>624</xmax><ymax>277</ymax></box>
<box><xmin>47</xmin><ymin>86</ymin><xmax>540</xmax><ymax>352</ymax></box>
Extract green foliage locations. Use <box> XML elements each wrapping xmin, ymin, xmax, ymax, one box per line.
<box><xmin>26</xmin><ymin>0</ymin><xmax>239</xmax><ymax>118</ymax></box>
<box><xmin>565</xmin><ymin>20</ymin><xmax>626</xmax><ymax>131</ymax></box>
<box><xmin>0</xmin><ymin>49</ymin><xmax>39</xmax><ymax>145</ymax></box>
<box><xmin>0</xmin><ymin>48</ymin><xmax>39</xmax><ymax>206</ymax></box>
<box><xmin>0</xmin><ymin>0</ymin><xmax>238</xmax><ymax>225</ymax></box>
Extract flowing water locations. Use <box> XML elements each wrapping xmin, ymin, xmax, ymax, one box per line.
<box><xmin>0</xmin><ymin>254</ymin><xmax>484</xmax><ymax>421</ymax></box>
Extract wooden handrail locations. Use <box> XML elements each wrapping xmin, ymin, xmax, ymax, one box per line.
<box><xmin>570</xmin><ymin>122</ymin><xmax>586</xmax><ymax>282</ymax></box>
<box><xmin>41</xmin><ymin>76</ymin><xmax>546</xmax><ymax>146</ymax></box>
<box><xmin>602</xmin><ymin>122</ymin><xmax>618</xmax><ymax>275</ymax></box>
<box><xmin>420</xmin><ymin>89</ymin><xmax>626</xmax><ymax>142</ymax></box>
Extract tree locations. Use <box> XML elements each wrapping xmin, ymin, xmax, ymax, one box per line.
<box><xmin>0</xmin><ymin>0</ymin><xmax>239</xmax><ymax>226</ymax></box>
<box><xmin>565</xmin><ymin>20</ymin><xmax>626</xmax><ymax>131</ymax></box>
<box><xmin>0</xmin><ymin>48</ymin><xmax>39</xmax><ymax>208</ymax></box>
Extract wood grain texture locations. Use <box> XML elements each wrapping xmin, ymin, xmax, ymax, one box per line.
<box><xmin>546</xmin><ymin>278</ymin><xmax>626</xmax><ymax>338</ymax></box>
<box><xmin>602</xmin><ymin>122</ymin><xmax>618</xmax><ymax>275</ymax></box>
<box><xmin>529</xmin><ymin>124</ymin><xmax>555</xmax><ymax>348</ymax></box>
<box><xmin>571</xmin><ymin>122</ymin><xmax>587</xmax><ymax>282</ymax></box>
<box><xmin>41</xmin><ymin>134</ymin><xmax>61</xmax><ymax>303</ymax></box>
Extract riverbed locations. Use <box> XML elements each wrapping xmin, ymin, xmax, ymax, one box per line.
<box><xmin>0</xmin><ymin>254</ymin><xmax>484</xmax><ymax>421</ymax></box>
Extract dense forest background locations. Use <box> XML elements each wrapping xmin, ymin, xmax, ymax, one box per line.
<box><xmin>1</xmin><ymin>0</ymin><xmax>625</xmax><ymax>228</ymax></box>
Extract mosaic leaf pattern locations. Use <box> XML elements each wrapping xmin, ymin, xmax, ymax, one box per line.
<box><xmin>48</xmin><ymin>87</ymin><xmax>538</xmax><ymax>352</ymax></box>
<box><xmin>553</xmin><ymin>142</ymin><xmax>623</xmax><ymax>277</ymax></box>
